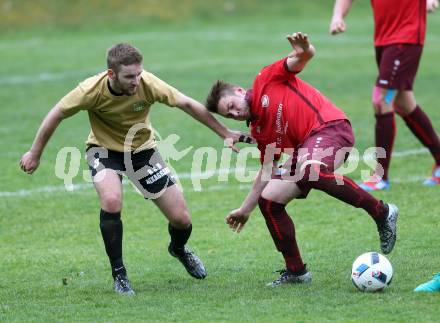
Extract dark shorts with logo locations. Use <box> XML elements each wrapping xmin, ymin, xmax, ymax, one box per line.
<box><xmin>375</xmin><ymin>44</ymin><xmax>423</xmax><ymax>91</ymax></box>
<box><xmin>86</xmin><ymin>146</ymin><xmax>175</xmax><ymax>199</ymax></box>
<box><xmin>273</xmin><ymin>119</ymin><xmax>355</xmax><ymax>198</ymax></box>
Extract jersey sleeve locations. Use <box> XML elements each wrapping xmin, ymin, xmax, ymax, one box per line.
<box><xmin>258</xmin><ymin>57</ymin><xmax>297</xmax><ymax>83</ymax></box>
<box><xmin>58</xmin><ymin>82</ymin><xmax>99</xmax><ymax>117</ymax></box>
<box><xmin>141</xmin><ymin>72</ymin><xmax>180</xmax><ymax>107</ymax></box>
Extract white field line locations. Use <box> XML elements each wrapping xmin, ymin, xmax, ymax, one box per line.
<box><xmin>347</xmin><ymin>147</ymin><xmax>428</xmax><ymax>161</ymax></box>
<box><xmin>0</xmin><ymin>148</ymin><xmax>431</xmax><ymax>198</ymax></box>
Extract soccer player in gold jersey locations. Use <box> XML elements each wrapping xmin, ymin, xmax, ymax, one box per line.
<box><xmin>19</xmin><ymin>43</ymin><xmax>251</xmax><ymax>295</ymax></box>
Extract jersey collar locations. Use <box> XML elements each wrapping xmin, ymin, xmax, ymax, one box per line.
<box><xmin>245</xmin><ymin>89</ymin><xmax>258</xmax><ymax>127</ymax></box>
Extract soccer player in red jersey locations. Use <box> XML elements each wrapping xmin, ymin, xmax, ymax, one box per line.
<box><xmin>330</xmin><ymin>0</ymin><xmax>440</xmax><ymax>191</ymax></box>
<box><xmin>205</xmin><ymin>32</ymin><xmax>399</xmax><ymax>287</ymax></box>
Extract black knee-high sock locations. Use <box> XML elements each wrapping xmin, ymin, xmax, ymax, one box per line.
<box><xmin>100</xmin><ymin>209</ymin><xmax>125</xmax><ymax>277</ymax></box>
<box><xmin>168</xmin><ymin>223</ymin><xmax>192</xmax><ymax>253</ymax></box>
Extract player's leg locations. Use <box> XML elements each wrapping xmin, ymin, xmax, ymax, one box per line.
<box><xmin>126</xmin><ymin>147</ymin><xmax>206</xmax><ymax>279</ymax></box>
<box><xmin>360</xmin><ymin>45</ymin><xmax>400</xmax><ymax>191</ymax></box>
<box><xmin>93</xmin><ymin>170</ymin><xmax>134</xmax><ymax>294</ymax></box>
<box><xmin>294</xmin><ymin>121</ymin><xmax>398</xmax><ymax>254</ymax></box>
<box><xmin>359</xmin><ymin>85</ymin><xmax>395</xmax><ymax>191</ymax></box>
<box><xmin>86</xmin><ymin>146</ymin><xmax>134</xmax><ymax>295</ymax></box>
<box><xmin>394</xmin><ymin>90</ymin><xmax>440</xmax><ymax>185</ymax></box>
<box><xmin>152</xmin><ymin>185</ymin><xmax>207</xmax><ymax>279</ymax></box>
<box><xmin>259</xmin><ymin>179</ymin><xmax>311</xmax><ymax>287</ymax></box>
<box><xmin>378</xmin><ymin>43</ymin><xmax>440</xmax><ymax>184</ymax></box>
<box><xmin>153</xmin><ymin>184</ymin><xmax>192</xmax><ymax>248</ymax></box>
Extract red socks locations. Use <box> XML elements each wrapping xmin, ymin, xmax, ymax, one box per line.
<box><xmin>403</xmin><ymin>105</ymin><xmax>440</xmax><ymax>165</ymax></box>
<box><xmin>375</xmin><ymin>112</ymin><xmax>396</xmax><ymax>180</ymax></box>
<box><xmin>374</xmin><ymin>105</ymin><xmax>440</xmax><ymax>179</ymax></box>
<box><xmin>296</xmin><ymin>164</ymin><xmax>388</xmax><ymax>222</ymax></box>
<box><xmin>258</xmin><ymin>197</ymin><xmax>304</xmax><ymax>273</ymax></box>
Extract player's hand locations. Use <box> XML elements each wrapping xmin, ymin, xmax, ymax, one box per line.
<box><xmin>226</xmin><ymin>208</ymin><xmax>250</xmax><ymax>233</ymax></box>
<box><xmin>427</xmin><ymin>0</ymin><xmax>439</xmax><ymax>13</ymax></box>
<box><xmin>19</xmin><ymin>151</ymin><xmax>40</xmax><ymax>174</ymax></box>
<box><xmin>329</xmin><ymin>17</ymin><xmax>346</xmax><ymax>34</ymax></box>
<box><xmin>225</xmin><ymin>129</ymin><xmax>255</xmax><ymax>153</ymax></box>
<box><xmin>286</xmin><ymin>32</ymin><xmax>313</xmax><ymax>58</ymax></box>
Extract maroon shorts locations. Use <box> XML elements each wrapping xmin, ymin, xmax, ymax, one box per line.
<box><xmin>375</xmin><ymin>44</ymin><xmax>423</xmax><ymax>91</ymax></box>
<box><xmin>274</xmin><ymin>119</ymin><xmax>355</xmax><ymax>198</ymax></box>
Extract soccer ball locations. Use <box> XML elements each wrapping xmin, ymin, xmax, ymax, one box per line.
<box><xmin>351</xmin><ymin>252</ymin><xmax>393</xmax><ymax>292</ymax></box>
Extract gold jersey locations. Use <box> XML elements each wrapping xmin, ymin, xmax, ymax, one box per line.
<box><xmin>58</xmin><ymin>71</ymin><xmax>180</xmax><ymax>152</ymax></box>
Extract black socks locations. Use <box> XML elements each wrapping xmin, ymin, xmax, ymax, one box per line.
<box><xmin>100</xmin><ymin>210</ymin><xmax>193</xmax><ymax>277</ymax></box>
<box><xmin>168</xmin><ymin>223</ymin><xmax>192</xmax><ymax>253</ymax></box>
<box><xmin>99</xmin><ymin>209</ymin><xmax>125</xmax><ymax>278</ymax></box>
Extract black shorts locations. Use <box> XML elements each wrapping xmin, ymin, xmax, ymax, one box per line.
<box><xmin>86</xmin><ymin>146</ymin><xmax>175</xmax><ymax>199</ymax></box>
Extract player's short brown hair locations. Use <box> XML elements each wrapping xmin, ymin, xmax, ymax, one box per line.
<box><xmin>205</xmin><ymin>80</ymin><xmax>235</xmax><ymax>113</ymax></box>
<box><xmin>107</xmin><ymin>43</ymin><xmax>143</xmax><ymax>73</ymax></box>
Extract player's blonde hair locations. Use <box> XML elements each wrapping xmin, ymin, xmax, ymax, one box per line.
<box><xmin>107</xmin><ymin>43</ymin><xmax>143</xmax><ymax>73</ymax></box>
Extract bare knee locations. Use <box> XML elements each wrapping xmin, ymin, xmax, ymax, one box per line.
<box><xmin>373</xmin><ymin>100</ymin><xmax>394</xmax><ymax>115</ymax></box>
<box><xmin>261</xmin><ymin>189</ymin><xmax>285</xmax><ymax>204</ymax></box>
<box><xmin>101</xmin><ymin>193</ymin><xmax>122</xmax><ymax>213</ymax></box>
<box><xmin>260</xmin><ymin>190</ymin><xmax>272</xmax><ymax>201</ymax></box>
<box><xmin>261</xmin><ymin>179</ymin><xmax>301</xmax><ymax>205</ymax></box>
<box><xmin>170</xmin><ymin>209</ymin><xmax>191</xmax><ymax>229</ymax></box>
<box><xmin>393</xmin><ymin>95</ymin><xmax>416</xmax><ymax>117</ymax></box>
<box><xmin>372</xmin><ymin>86</ymin><xmax>394</xmax><ymax>115</ymax></box>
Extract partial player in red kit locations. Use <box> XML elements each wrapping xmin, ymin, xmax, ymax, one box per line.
<box><xmin>205</xmin><ymin>32</ymin><xmax>398</xmax><ymax>287</ymax></box>
<box><xmin>330</xmin><ymin>0</ymin><xmax>440</xmax><ymax>191</ymax></box>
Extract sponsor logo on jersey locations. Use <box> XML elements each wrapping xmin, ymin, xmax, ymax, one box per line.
<box><xmin>379</xmin><ymin>79</ymin><xmax>388</xmax><ymax>85</ymax></box>
<box><xmin>261</xmin><ymin>95</ymin><xmax>269</xmax><ymax>108</ymax></box>
<box><xmin>275</xmin><ymin>103</ymin><xmax>283</xmax><ymax>146</ymax></box>
<box><xmin>275</xmin><ymin>103</ymin><xmax>283</xmax><ymax>135</ymax></box>
<box><xmin>133</xmin><ymin>101</ymin><xmax>147</xmax><ymax>112</ymax></box>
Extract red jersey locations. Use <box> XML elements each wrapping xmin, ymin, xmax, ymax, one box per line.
<box><xmin>371</xmin><ymin>0</ymin><xmax>426</xmax><ymax>46</ymax></box>
<box><xmin>249</xmin><ymin>58</ymin><xmax>347</xmax><ymax>163</ymax></box>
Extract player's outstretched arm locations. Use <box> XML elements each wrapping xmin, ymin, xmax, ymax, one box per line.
<box><xmin>427</xmin><ymin>0</ymin><xmax>439</xmax><ymax>13</ymax></box>
<box><xmin>330</xmin><ymin>0</ymin><xmax>354</xmax><ymax>35</ymax></box>
<box><xmin>226</xmin><ymin>168</ymin><xmax>264</xmax><ymax>233</ymax></box>
<box><xmin>19</xmin><ymin>104</ymin><xmax>66</xmax><ymax>174</ymax></box>
<box><xmin>175</xmin><ymin>92</ymin><xmax>254</xmax><ymax>152</ymax></box>
<box><xmin>285</xmin><ymin>32</ymin><xmax>315</xmax><ymax>73</ymax></box>
<box><xmin>226</xmin><ymin>162</ymin><xmax>277</xmax><ymax>233</ymax></box>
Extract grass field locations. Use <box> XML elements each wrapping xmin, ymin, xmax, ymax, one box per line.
<box><xmin>1</xmin><ymin>1</ymin><xmax>440</xmax><ymax>322</ymax></box>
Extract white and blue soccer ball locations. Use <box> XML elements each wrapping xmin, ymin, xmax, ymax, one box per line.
<box><xmin>351</xmin><ymin>252</ymin><xmax>393</xmax><ymax>292</ymax></box>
